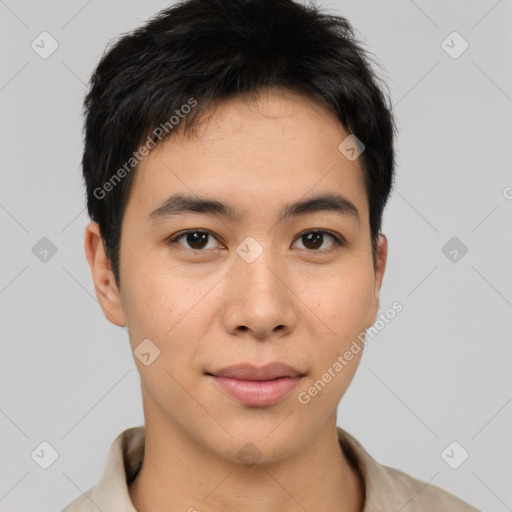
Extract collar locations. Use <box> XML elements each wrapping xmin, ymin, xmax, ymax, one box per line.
<box><xmin>63</xmin><ymin>425</ymin><xmax>477</xmax><ymax>512</ymax></box>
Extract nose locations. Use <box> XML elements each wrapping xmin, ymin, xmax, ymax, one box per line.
<box><xmin>222</xmin><ymin>246</ymin><xmax>298</xmax><ymax>341</ymax></box>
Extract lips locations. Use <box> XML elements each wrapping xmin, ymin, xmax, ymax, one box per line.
<box><xmin>206</xmin><ymin>363</ymin><xmax>305</xmax><ymax>407</ymax></box>
<box><xmin>207</xmin><ymin>362</ymin><xmax>304</xmax><ymax>381</ymax></box>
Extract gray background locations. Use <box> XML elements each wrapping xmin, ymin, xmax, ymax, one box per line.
<box><xmin>0</xmin><ymin>0</ymin><xmax>511</xmax><ymax>510</ymax></box>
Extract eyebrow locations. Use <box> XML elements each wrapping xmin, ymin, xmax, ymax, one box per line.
<box><xmin>147</xmin><ymin>192</ymin><xmax>360</xmax><ymax>225</ymax></box>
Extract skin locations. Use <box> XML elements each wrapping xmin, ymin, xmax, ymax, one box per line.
<box><xmin>85</xmin><ymin>88</ymin><xmax>388</xmax><ymax>512</ymax></box>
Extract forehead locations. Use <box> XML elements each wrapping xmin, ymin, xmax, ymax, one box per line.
<box><xmin>125</xmin><ymin>89</ymin><xmax>369</xmax><ymax>224</ymax></box>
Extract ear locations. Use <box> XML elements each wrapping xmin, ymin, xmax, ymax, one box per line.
<box><xmin>366</xmin><ymin>234</ymin><xmax>388</xmax><ymax>327</ymax></box>
<box><xmin>84</xmin><ymin>221</ymin><xmax>126</xmax><ymax>327</ymax></box>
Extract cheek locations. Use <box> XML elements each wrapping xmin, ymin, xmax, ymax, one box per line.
<box><xmin>120</xmin><ymin>264</ymin><xmax>211</xmax><ymax>374</ymax></box>
<box><xmin>297</xmin><ymin>270</ymin><xmax>373</xmax><ymax>408</ymax></box>
<box><xmin>330</xmin><ymin>283</ymin><xmax>374</xmax><ymax>336</ymax></box>
<box><xmin>121</xmin><ymin>255</ymin><xmax>191</xmax><ymax>335</ymax></box>
<box><xmin>300</xmin><ymin>262</ymin><xmax>375</xmax><ymax>342</ymax></box>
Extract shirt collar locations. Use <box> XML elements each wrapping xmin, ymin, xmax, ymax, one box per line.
<box><xmin>64</xmin><ymin>425</ymin><xmax>413</xmax><ymax>512</ymax></box>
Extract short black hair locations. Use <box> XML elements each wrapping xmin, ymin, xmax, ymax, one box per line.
<box><xmin>82</xmin><ymin>0</ymin><xmax>397</xmax><ymax>289</ymax></box>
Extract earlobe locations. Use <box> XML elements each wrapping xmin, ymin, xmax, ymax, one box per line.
<box><xmin>84</xmin><ymin>221</ymin><xmax>126</xmax><ymax>327</ymax></box>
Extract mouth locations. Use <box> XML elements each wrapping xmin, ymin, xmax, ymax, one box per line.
<box><xmin>206</xmin><ymin>362</ymin><xmax>306</xmax><ymax>407</ymax></box>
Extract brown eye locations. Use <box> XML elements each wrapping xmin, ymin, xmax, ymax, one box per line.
<box><xmin>293</xmin><ymin>230</ymin><xmax>343</xmax><ymax>251</ymax></box>
<box><xmin>168</xmin><ymin>230</ymin><xmax>223</xmax><ymax>251</ymax></box>
<box><xmin>167</xmin><ymin>229</ymin><xmax>343</xmax><ymax>253</ymax></box>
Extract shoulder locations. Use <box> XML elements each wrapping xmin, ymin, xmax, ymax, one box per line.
<box><xmin>336</xmin><ymin>427</ymin><xmax>480</xmax><ymax>512</ymax></box>
<box><xmin>60</xmin><ymin>487</ymin><xmax>97</xmax><ymax>512</ymax></box>
<box><xmin>60</xmin><ymin>426</ymin><xmax>145</xmax><ymax>512</ymax></box>
<box><xmin>381</xmin><ymin>463</ymin><xmax>480</xmax><ymax>511</ymax></box>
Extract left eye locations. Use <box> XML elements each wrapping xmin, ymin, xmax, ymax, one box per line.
<box><xmin>167</xmin><ymin>229</ymin><xmax>343</xmax><ymax>252</ymax></box>
<box><xmin>293</xmin><ymin>230</ymin><xmax>343</xmax><ymax>251</ymax></box>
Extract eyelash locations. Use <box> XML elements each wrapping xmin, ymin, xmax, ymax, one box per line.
<box><xmin>166</xmin><ymin>229</ymin><xmax>345</xmax><ymax>253</ymax></box>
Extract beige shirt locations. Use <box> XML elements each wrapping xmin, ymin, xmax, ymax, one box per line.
<box><xmin>61</xmin><ymin>426</ymin><xmax>479</xmax><ymax>511</ymax></box>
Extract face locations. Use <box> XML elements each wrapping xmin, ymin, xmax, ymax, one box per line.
<box><xmin>85</xmin><ymin>88</ymin><xmax>387</xmax><ymax>464</ymax></box>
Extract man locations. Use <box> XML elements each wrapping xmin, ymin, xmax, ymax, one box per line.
<box><xmin>62</xmin><ymin>0</ymin><xmax>479</xmax><ymax>510</ymax></box>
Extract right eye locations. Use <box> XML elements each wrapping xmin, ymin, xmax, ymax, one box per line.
<box><xmin>166</xmin><ymin>230</ymin><xmax>226</xmax><ymax>251</ymax></box>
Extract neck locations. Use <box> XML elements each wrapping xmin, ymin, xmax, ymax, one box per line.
<box><xmin>129</xmin><ymin>396</ymin><xmax>364</xmax><ymax>512</ymax></box>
